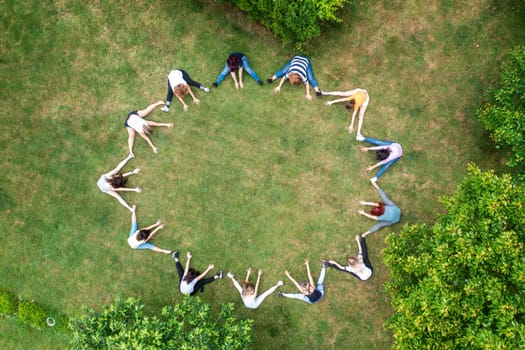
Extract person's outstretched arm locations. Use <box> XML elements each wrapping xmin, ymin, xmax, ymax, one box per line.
<box><xmin>184</xmin><ymin>252</ymin><xmax>192</xmax><ymax>276</ymax></box>
<box><xmin>122</xmin><ymin>168</ymin><xmax>140</xmax><ymax>178</ymax></box>
<box><xmin>274</xmin><ymin>77</ymin><xmax>286</xmax><ymax>93</ymax></box>
<box><xmin>143</xmin><ymin>223</ymin><xmax>164</xmax><ymax>242</ymax></box>
<box><xmin>113</xmin><ymin>187</ymin><xmax>141</xmax><ymax>193</ymax></box>
<box><xmin>325</xmin><ymin>97</ymin><xmax>351</xmax><ymax>106</ymax></box>
<box><xmin>305</xmin><ymin>83</ymin><xmax>312</xmax><ymax>100</ymax></box>
<box><xmin>304</xmin><ymin>259</ymin><xmax>315</xmax><ymax>287</ymax></box>
<box><xmin>254</xmin><ymin>270</ymin><xmax>262</xmax><ymax>296</ymax></box>
<box><xmin>230</xmin><ymin>71</ymin><xmax>240</xmax><ymax>89</ymax></box>
<box><xmin>107</xmin><ymin>154</ymin><xmax>133</xmax><ymax>176</ymax></box>
<box><xmin>284</xmin><ymin>270</ymin><xmax>303</xmax><ymax>293</ymax></box>
<box><xmin>187</xmin><ymin>86</ymin><xmax>200</xmax><ymax>104</ymax></box>
<box><xmin>360</xmin><ymin>200</ymin><xmax>378</xmax><ymax>207</ymax></box>
<box><xmin>195</xmin><ymin>264</ymin><xmax>214</xmax><ymax>282</ymax></box>
<box><xmin>359</xmin><ymin>209</ymin><xmax>379</xmax><ymax>221</ymax></box>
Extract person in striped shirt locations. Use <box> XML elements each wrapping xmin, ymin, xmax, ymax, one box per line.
<box><xmin>267</xmin><ymin>55</ymin><xmax>321</xmax><ymax>100</ymax></box>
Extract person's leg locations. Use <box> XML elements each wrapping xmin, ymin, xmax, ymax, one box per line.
<box><xmin>306</xmin><ymin>63</ymin><xmax>319</xmax><ymax>91</ymax></box>
<box><xmin>280</xmin><ymin>292</ymin><xmax>310</xmax><ymax>303</ymax></box>
<box><xmin>376</xmin><ymin>187</ymin><xmax>395</xmax><ymax>207</ymax></box>
<box><xmin>191</xmin><ymin>276</ymin><xmax>218</xmax><ymax>295</ymax></box>
<box><xmin>316</xmin><ymin>265</ymin><xmax>327</xmax><ymax>295</ymax></box>
<box><xmin>174</xmin><ymin>258</ymin><xmax>184</xmax><ymax>283</ymax></box>
<box><xmin>356</xmin><ymin>93</ymin><xmax>369</xmax><ymax>137</ymax></box>
<box><xmin>241</xmin><ymin>56</ymin><xmax>261</xmax><ymax>83</ymax></box>
<box><xmin>363</xmin><ymin>137</ymin><xmax>393</xmax><ymax>146</ymax></box>
<box><xmin>136</xmin><ymin>101</ymin><xmax>163</xmax><ymax>118</ymax></box>
<box><xmin>252</xmin><ymin>283</ymin><xmax>281</xmax><ymax>308</ymax></box>
<box><xmin>180</xmin><ymin>69</ymin><xmax>207</xmax><ymax>91</ymax></box>
<box><xmin>146</xmin><ymin>120</ymin><xmax>173</xmax><ymax>128</ymax></box>
<box><xmin>366</xmin><ymin>220</ymin><xmax>393</xmax><ymax>235</ymax></box>
<box><xmin>375</xmin><ymin>158</ymin><xmax>399</xmax><ymax>179</ymax></box>
<box><xmin>165</xmin><ymin>80</ymin><xmax>174</xmax><ymax>106</ymax></box>
<box><xmin>274</xmin><ymin>60</ymin><xmax>292</xmax><ymax>79</ymax></box>
<box><xmin>359</xmin><ymin>236</ymin><xmax>373</xmax><ymax>271</ymax></box>
<box><xmin>214</xmin><ymin>64</ymin><xmax>230</xmax><ymax>85</ymax></box>
<box><xmin>106</xmin><ymin>191</ymin><xmax>133</xmax><ymax>212</ymax></box>
<box><xmin>126</xmin><ymin>128</ymin><xmax>136</xmax><ymax>158</ymax></box>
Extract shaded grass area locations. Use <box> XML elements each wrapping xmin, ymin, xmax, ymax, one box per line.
<box><xmin>1</xmin><ymin>0</ymin><xmax>524</xmax><ymax>349</ymax></box>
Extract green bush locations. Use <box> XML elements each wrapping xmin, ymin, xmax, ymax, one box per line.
<box><xmin>220</xmin><ymin>0</ymin><xmax>350</xmax><ymax>49</ymax></box>
<box><xmin>477</xmin><ymin>46</ymin><xmax>525</xmax><ymax>170</ymax></box>
<box><xmin>18</xmin><ymin>300</ymin><xmax>48</xmax><ymax>329</ymax></box>
<box><xmin>69</xmin><ymin>296</ymin><xmax>253</xmax><ymax>350</ymax></box>
<box><xmin>0</xmin><ymin>287</ymin><xmax>17</xmax><ymax>316</ymax></box>
<box><xmin>384</xmin><ymin>164</ymin><xmax>525</xmax><ymax>349</ymax></box>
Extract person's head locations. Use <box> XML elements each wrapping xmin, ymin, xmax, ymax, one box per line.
<box><xmin>108</xmin><ymin>174</ymin><xmax>127</xmax><ymax>188</ymax></box>
<box><xmin>300</xmin><ymin>280</ymin><xmax>313</xmax><ymax>294</ymax></box>
<box><xmin>370</xmin><ymin>203</ymin><xmax>385</xmax><ymax>216</ymax></box>
<box><xmin>288</xmin><ymin>72</ymin><xmax>302</xmax><ymax>85</ymax></box>
<box><xmin>348</xmin><ymin>256</ymin><xmax>359</xmax><ymax>266</ymax></box>
<box><xmin>242</xmin><ymin>281</ymin><xmax>255</xmax><ymax>297</ymax></box>
<box><xmin>345</xmin><ymin>99</ymin><xmax>356</xmax><ymax>110</ymax></box>
<box><xmin>227</xmin><ymin>55</ymin><xmax>241</xmax><ymax>72</ymax></box>
<box><xmin>183</xmin><ymin>268</ymin><xmax>200</xmax><ymax>283</ymax></box>
<box><xmin>174</xmin><ymin>84</ymin><xmax>189</xmax><ymax>98</ymax></box>
<box><xmin>376</xmin><ymin>149</ymin><xmax>391</xmax><ymax>160</ymax></box>
<box><xmin>136</xmin><ymin>229</ymin><xmax>151</xmax><ymax>241</ymax></box>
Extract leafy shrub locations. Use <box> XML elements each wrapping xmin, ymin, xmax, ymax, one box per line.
<box><xmin>384</xmin><ymin>164</ymin><xmax>525</xmax><ymax>349</ymax></box>
<box><xmin>18</xmin><ymin>300</ymin><xmax>48</xmax><ymax>329</ymax></box>
<box><xmin>0</xmin><ymin>287</ymin><xmax>17</xmax><ymax>316</ymax></box>
<box><xmin>220</xmin><ymin>0</ymin><xmax>350</xmax><ymax>49</ymax></box>
<box><xmin>69</xmin><ymin>296</ymin><xmax>253</xmax><ymax>350</ymax></box>
<box><xmin>477</xmin><ymin>46</ymin><xmax>525</xmax><ymax>170</ymax></box>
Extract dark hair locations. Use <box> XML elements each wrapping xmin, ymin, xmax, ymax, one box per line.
<box><xmin>376</xmin><ymin>149</ymin><xmax>390</xmax><ymax>160</ymax></box>
<box><xmin>370</xmin><ymin>203</ymin><xmax>385</xmax><ymax>216</ymax></box>
<box><xmin>108</xmin><ymin>174</ymin><xmax>127</xmax><ymax>188</ymax></box>
<box><xmin>345</xmin><ymin>99</ymin><xmax>356</xmax><ymax>110</ymax></box>
<box><xmin>227</xmin><ymin>55</ymin><xmax>241</xmax><ymax>72</ymax></box>
<box><xmin>137</xmin><ymin>229</ymin><xmax>151</xmax><ymax>241</ymax></box>
<box><xmin>183</xmin><ymin>268</ymin><xmax>200</xmax><ymax>283</ymax></box>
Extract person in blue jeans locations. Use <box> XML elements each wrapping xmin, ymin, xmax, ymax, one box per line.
<box><xmin>359</xmin><ymin>178</ymin><xmax>401</xmax><ymax>237</ymax></box>
<box><xmin>277</xmin><ymin>259</ymin><xmax>327</xmax><ymax>304</ymax></box>
<box><xmin>212</xmin><ymin>53</ymin><xmax>263</xmax><ymax>89</ymax></box>
<box><xmin>267</xmin><ymin>55</ymin><xmax>322</xmax><ymax>100</ymax></box>
<box><xmin>359</xmin><ymin>136</ymin><xmax>403</xmax><ymax>181</ymax></box>
<box><xmin>127</xmin><ymin>205</ymin><xmax>172</xmax><ymax>254</ymax></box>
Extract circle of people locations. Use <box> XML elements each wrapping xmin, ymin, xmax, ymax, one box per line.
<box><xmin>97</xmin><ymin>53</ymin><xmax>402</xmax><ymax>308</ymax></box>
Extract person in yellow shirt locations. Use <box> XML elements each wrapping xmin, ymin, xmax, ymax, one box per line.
<box><xmin>323</xmin><ymin>88</ymin><xmax>369</xmax><ymax>140</ymax></box>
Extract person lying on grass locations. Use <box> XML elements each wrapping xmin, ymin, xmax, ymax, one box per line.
<box><xmin>359</xmin><ymin>136</ymin><xmax>403</xmax><ymax>182</ymax></box>
<box><xmin>358</xmin><ymin>178</ymin><xmax>401</xmax><ymax>237</ymax></box>
<box><xmin>323</xmin><ymin>88</ymin><xmax>369</xmax><ymax>139</ymax></box>
<box><xmin>212</xmin><ymin>52</ymin><xmax>264</xmax><ymax>89</ymax></box>
<box><xmin>267</xmin><ymin>55</ymin><xmax>322</xmax><ymax>100</ymax></box>
<box><xmin>277</xmin><ymin>259</ymin><xmax>327</xmax><ymax>304</ymax></box>
<box><xmin>125</xmin><ymin>100</ymin><xmax>173</xmax><ymax>156</ymax></box>
<box><xmin>324</xmin><ymin>235</ymin><xmax>373</xmax><ymax>281</ymax></box>
<box><xmin>161</xmin><ymin>69</ymin><xmax>209</xmax><ymax>112</ymax></box>
<box><xmin>227</xmin><ymin>268</ymin><xmax>283</xmax><ymax>309</ymax></box>
<box><xmin>172</xmin><ymin>251</ymin><xmax>223</xmax><ymax>296</ymax></box>
<box><xmin>96</xmin><ymin>153</ymin><xmax>141</xmax><ymax>212</ymax></box>
<box><xmin>127</xmin><ymin>205</ymin><xmax>172</xmax><ymax>254</ymax></box>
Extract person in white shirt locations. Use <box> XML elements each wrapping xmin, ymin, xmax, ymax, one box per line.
<box><xmin>125</xmin><ymin>100</ymin><xmax>173</xmax><ymax>157</ymax></box>
<box><xmin>161</xmin><ymin>69</ymin><xmax>209</xmax><ymax>112</ymax></box>
<box><xmin>126</xmin><ymin>205</ymin><xmax>171</xmax><ymax>254</ymax></box>
<box><xmin>359</xmin><ymin>136</ymin><xmax>403</xmax><ymax>182</ymax></box>
<box><xmin>96</xmin><ymin>154</ymin><xmax>141</xmax><ymax>212</ymax></box>
<box><xmin>172</xmin><ymin>251</ymin><xmax>223</xmax><ymax>296</ymax></box>
<box><xmin>227</xmin><ymin>268</ymin><xmax>283</xmax><ymax>309</ymax></box>
<box><xmin>324</xmin><ymin>235</ymin><xmax>373</xmax><ymax>281</ymax></box>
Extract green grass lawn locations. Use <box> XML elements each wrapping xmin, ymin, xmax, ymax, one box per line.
<box><xmin>1</xmin><ymin>0</ymin><xmax>524</xmax><ymax>349</ymax></box>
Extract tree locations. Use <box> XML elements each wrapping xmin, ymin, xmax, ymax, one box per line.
<box><xmin>477</xmin><ymin>46</ymin><xmax>525</xmax><ymax>170</ymax></box>
<box><xmin>220</xmin><ymin>0</ymin><xmax>350</xmax><ymax>49</ymax></box>
<box><xmin>69</xmin><ymin>296</ymin><xmax>253</xmax><ymax>350</ymax></box>
<box><xmin>383</xmin><ymin>164</ymin><xmax>525</xmax><ymax>349</ymax></box>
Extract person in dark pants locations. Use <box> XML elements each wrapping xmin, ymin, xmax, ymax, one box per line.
<box><xmin>161</xmin><ymin>69</ymin><xmax>209</xmax><ymax>112</ymax></box>
<box><xmin>324</xmin><ymin>235</ymin><xmax>373</xmax><ymax>281</ymax></box>
<box><xmin>212</xmin><ymin>52</ymin><xmax>263</xmax><ymax>89</ymax></box>
<box><xmin>172</xmin><ymin>251</ymin><xmax>222</xmax><ymax>296</ymax></box>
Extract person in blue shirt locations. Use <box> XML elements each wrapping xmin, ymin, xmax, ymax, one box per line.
<box><xmin>359</xmin><ymin>178</ymin><xmax>401</xmax><ymax>237</ymax></box>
